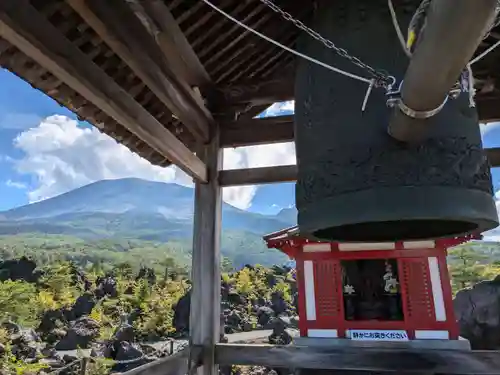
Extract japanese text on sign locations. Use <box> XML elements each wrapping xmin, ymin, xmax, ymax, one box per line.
<box><xmin>349</xmin><ymin>330</ymin><xmax>409</xmax><ymax>341</ymax></box>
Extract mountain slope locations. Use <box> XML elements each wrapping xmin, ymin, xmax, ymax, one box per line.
<box><xmin>0</xmin><ymin>179</ymin><xmax>295</xmax><ymax>266</ymax></box>
<box><xmin>0</xmin><ymin>178</ymin><xmax>295</xmax><ymax>234</ymax></box>
<box><xmin>1</xmin><ymin>179</ymin><xmax>197</xmax><ymax>220</ymax></box>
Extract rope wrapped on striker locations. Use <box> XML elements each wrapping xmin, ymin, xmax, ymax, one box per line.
<box><xmin>405</xmin><ymin>0</ymin><xmax>500</xmax><ymax>108</ymax></box>
<box><xmin>387</xmin><ymin>0</ymin><xmax>499</xmax><ymax>142</ymax></box>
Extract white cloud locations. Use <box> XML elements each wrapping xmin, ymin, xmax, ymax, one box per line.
<box><xmin>5</xmin><ymin>179</ymin><xmax>26</xmax><ymax>189</ymax></box>
<box><xmin>12</xmin><ymin>115</ymin><xmax>296</xmax><ymax>210</ymax></box>
<box><xmin>482</xmin><ymin>232</ymin><xmax>500</xmax><ymax>242</ymax></box>
<box><xmin>223</xmin><ymin>142</ymin><xmax>296</xmax><ymax>209</ymax></box>
<box><xmin>13</xmin><ymin>115</ymin><xmax>177</xmax><ymax>203</ymax></box>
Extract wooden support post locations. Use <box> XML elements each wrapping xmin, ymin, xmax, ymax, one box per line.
<box><xmin>190</xmin><ymin>128</ymin><xmax>222</xmax><ymax>375</ymax></box>
<box><xmin>388</xmin><ymin>0</ymin><xmax>498</xmax><ymax>142</ymax></box>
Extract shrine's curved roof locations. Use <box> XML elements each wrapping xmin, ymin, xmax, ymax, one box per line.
<box><xmin>263</xmin><ymin>225</ymin><xmax>482</xmax><ymax>250</ymax></box>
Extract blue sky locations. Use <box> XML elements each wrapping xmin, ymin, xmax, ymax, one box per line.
<box><xmin>0</xmin><ymin>69</ymin><xmax>296</xmax><ymax>213</ymax></box>
<box><xmin>1</xmin><ymin>67</ymin><xmax>500</xmax><ymax>219</ymax></box>
<box><xmin>0</xmin><ymin>69</ymin><xmax>78</xmax><ymax>210</ymax></box>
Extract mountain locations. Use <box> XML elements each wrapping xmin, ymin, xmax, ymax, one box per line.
<box><xmin>275</xmin><ymin>207</ymin><xmax>297</xmax><ymax>224</ymax></box>
<box><xmin>0</xmin><ymin>178</ymin><xmax>296</xmax><ymax>267</ymax></box>
<box><xmin>247</xmin><ymin>183</ymin><xmax>295</xmax><ymax>215</ymax></box>
<box><xmin>1</xmin><ymin>179</ymin><xmax>196</xmax><ymax>221</ymax></box>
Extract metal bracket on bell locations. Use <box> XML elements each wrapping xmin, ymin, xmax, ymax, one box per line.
<box><xmin>449</xmin><ymin>82</ymin><xmax>462</xmax><ymax>99</ymax></box>
<box><xmin>385</xmin><ymin>78</ymin><xmax>404</xmax><ymax>109</ymax></box>
<box><xmin>386</xmin><ymin>80</ymin><xmax>461</xmax><ymax>119</ymax></box>
<box><xmin>395</xmin><ymin>96</ymin><xmax>449</xmax><ymax>119</ymax></box>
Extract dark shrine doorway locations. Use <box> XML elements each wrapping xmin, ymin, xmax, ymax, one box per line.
<box><xmin>341</xmin><ymin>259</ymin><xmax>404</xmax><ymax>321</ymax></box>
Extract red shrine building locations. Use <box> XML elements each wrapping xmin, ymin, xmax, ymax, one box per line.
<box><xmin>264</xmin><ymin>227</ymin><xmax>479</xmax><ymax>345</ymax></box>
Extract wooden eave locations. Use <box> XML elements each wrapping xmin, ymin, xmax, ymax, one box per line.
<box><xmin>1</xmin><ymin>0</ymin><xmax>500</xmax><ymax>172</ymax></box>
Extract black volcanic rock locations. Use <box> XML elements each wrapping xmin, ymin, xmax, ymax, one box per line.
<box><xmin>0</xmin><ymin>257</ymin><xmax>40</xmax><ymax>283</ymax></box>
<box><xmin>95</xmin><ymin>275</ymin><xmax>118</xmax><ymax>298</ymax></box>
<box><xmin>173</xmin><ymin>290</ymin><xmax>191</xmax><ymax>335</ymax></box>
<box><xmin>136</xmin><ymin>267</ymin><xmax>156</xmax><ymax>285</ymax></box>
<box><xmin>55</xmin><ymin>317</ymin><xmax>100</xmax><ymax>350</ymax></box>
<box><xmin>257</xmin><ymin>306</ymin><xmax>275</xmax><ymax>327</ymax></box>
<box><xmin>454</xmin><ymin>276</ymin><xmax>500</xmax><ymax>349</ymax></box>
<box><xmin>62</xmin><ymin>293</ymin><xmax>96</xmax><ymax>321</ymax></box>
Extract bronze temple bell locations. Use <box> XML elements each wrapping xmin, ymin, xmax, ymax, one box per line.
<box><xmin>294</xmin><ymin>0</ymin><xmax>499</xmax><ymax>242</ymax></box>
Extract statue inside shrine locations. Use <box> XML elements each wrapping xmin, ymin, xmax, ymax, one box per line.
<box><xmin>342</xmin><ymin>259</ymin><xmax>403</xmax><ymax>321</ymax></box>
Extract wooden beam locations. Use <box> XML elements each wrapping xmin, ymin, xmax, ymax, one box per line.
<box><xmin>0</xmin><ymin>0</ymin><xmax>206</xmax><ymax>181</ymax></box>
<box><xmin>486</xmin><ymin>148</ymin><xmax>500</xmax><ymax>168</ymax></box>
<box><xmin>478</xmin><ymin>97</ymin><xmax>500</xmax><ymax>123</ymax></box>
<box><xmin>220</xmin><ymin>115</ymin><xmax>294</xmax><ymax>148</ymax></box>
<box><xmin>190</xmin><ymin>129</ymin><xmax>222</xmax><ymax>375</ymax></box>
<box><xmin>136</xmin><ymin>0</ymin><xmax>211</xmax><ymax>88</ymax></box>
<box><xmin>208</xmin><ymin>74</ymin><xmax>294</xmax><ymax>119</ymax></box>
<box><xmin>217</xmin><ymin>76</ymin><xmax>294</xmax><ymax>107</ymax></box>
<box><xmin>122</xmin><ymin>347</ymin><xmax>202</xmax><ymax>375</ymax></box>
<box><xmin>215</xmin><ymin>344</ymin><xmax>500</xmax><ymax>374</ymax></box>
<box><xmin>220</xmin><ymin>148</ymin><xmax>500</xmax><ymax>186</ymax></box>
<box><xmin>388</xmin><ymin>0</ymin><xmax>498</xmax><ymax>142</ymax></box>
<box><xmin>219</xmin><ymin>165</ymin><xmax>297</xmax><ymax>187</ymax></box>
<box><xmin>237</xmin><ymin>104</ymin><xmax>274</xmax><ymax>121</ymax></box>
<box><xmin>66</xmin><ymin>0</ymin><xmax>212</xmax><ymax>142</ymax></box>
<box><xmin>219</xmin><ymin>111</ymin><xmax>500</xmax><ymax>148</ymax></box>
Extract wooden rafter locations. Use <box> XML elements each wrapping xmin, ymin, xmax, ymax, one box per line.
<box><xmin>130</xmin><ymin>0</ymin><xmax>212</xmax><ymax>88</ymax></box>
<box><xmin>66</xmin><ymin>0</ymin><xmax>213</xmax><ymax>143</ymax></box>
<box><xmin>0</xmin><ymin>0</ymin><xmax>207</xmax><ymax>181</ymax></box>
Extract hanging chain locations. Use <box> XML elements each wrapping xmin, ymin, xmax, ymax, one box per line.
<box><xmin>258</xmin><ymin>0</ymin><xmax>393</xmax><ymax>88</ymax></box>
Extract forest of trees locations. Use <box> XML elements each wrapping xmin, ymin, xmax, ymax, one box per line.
<box><xmin>0</xmin><ymin>238</ymin><xmax>499</xmax><ymax>374</ymax></box>
<box><xmin>0</xmin><ymin>253</ymin><xmax>295</xmax><ymax>374</ymax></box>
<box><xmin>447</xmin><ymin>244</ymin><xmax>500</xmax><ymax>294</ymax></box>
